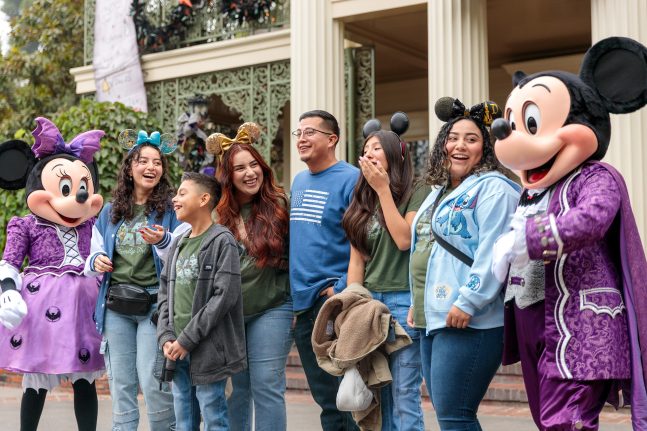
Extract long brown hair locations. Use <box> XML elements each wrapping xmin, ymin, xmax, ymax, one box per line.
<box><xmin>342</xmin><ymin>130</ymin><xmax>413</xmax><ymax>257</ymax></box>
<box><xmin>425</xmin><ymin>117</ymin><xmax>503</xmax><ymax>187</ymax></box>
<box><xmin>110</xmin><ymin>143</ymin><xmax>174</xmax><ymax>224</ymax></box>
<box><xmin>216</xmin><ymin>143</ymin><xmax>289</xmax><ymax>268</ymax></box>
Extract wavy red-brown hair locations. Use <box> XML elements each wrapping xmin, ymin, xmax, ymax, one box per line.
<box><xmin>216</xmin><ymin>143</ymin><xmax>289</xmax><ymax>268</ymax></box>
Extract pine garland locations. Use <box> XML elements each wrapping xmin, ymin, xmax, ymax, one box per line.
<box><xmin>131</xmin><ymin>0</ymin><xmax>194</xmax><ymax>52</ymax></box>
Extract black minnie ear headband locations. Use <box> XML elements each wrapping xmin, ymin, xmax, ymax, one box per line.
<box><xmin>362</xmin><ymin>111</ymin><xmax>410</xmax><ymax>156</ymax></box>
<box><xmin>434</xmin><ymin>97</ymin><xmax>502</xmax><ymax>129</ymax></box>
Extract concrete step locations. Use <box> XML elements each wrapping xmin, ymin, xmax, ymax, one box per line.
<box><xmin>0</xmin><ymin>348</ymin><xmax>529</xmax><ymax>403</ymax></box>
<box><xmin>286</xmin><ymin>347</ymin><xmax>528</xmax><ymax>403</ymax></box>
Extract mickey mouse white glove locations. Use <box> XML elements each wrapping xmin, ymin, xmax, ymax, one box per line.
<box><xmin>492</xmin><ymin>212</ymin><xmax>530</xmax><ymax>282</ymax></box>
<box><xmin>0</xmin><ymin>289</ymin><xmax>27</xmax><ymax>330</ymax></box>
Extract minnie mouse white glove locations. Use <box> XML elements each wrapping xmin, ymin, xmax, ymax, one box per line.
<box><xmin>0</xmin><ymin>289</ymin><xmax>27</xmax><ymax>330</ymax></box>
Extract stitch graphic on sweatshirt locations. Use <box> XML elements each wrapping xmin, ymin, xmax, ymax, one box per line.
<box><xmin>466</xmin><ymin>275</ymin><xmax>481</xmax><ymax>291</ymax></box>
<box><xmin>436</xmin><ymin>192</ymin><xmax>478</xmax><ymax>239</ymax></box>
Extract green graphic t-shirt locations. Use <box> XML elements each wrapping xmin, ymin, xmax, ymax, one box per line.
<box><xmin>410</xmin><ymin>187</ymin><xmax>453</xmax><ymax>328</ymax></box>
<box><xmin>238</xmin><ymin>203</ymin><xmax>290</xmax><ymax>317</ymax></box>
<box><xmin>173</xmin><ymin>229</ymin><xmax>209</xmax><ymax>336</ymax></box>
<box><xmin>363</xmin><ymin>184</ymin><xmax>431</xmax><ymax>293</ymax></box>
<box><xmin>111</xmin><ymin>205</ymin><xmax>158</xmax><ymax>287</ymax></box>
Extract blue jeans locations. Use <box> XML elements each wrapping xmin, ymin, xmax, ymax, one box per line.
<box><xmin>371</xmin><ymin>291</ymin><xmax>424</xmax><ymax>431</ymax></box>
<box><xmin>173</xmin><ymin>356</ymin><xmax>229</xmax><ymax>431</ymax></box>
<box><xmin>294</xmin><ymin>296</ymin><xmax>359</xmax><ymax>431</ymax></box>
<box><xmin>228</xmin><ymin>300</ymin><xmax>294</xmax><ymax>431</ymax></box>
<box><xmin>420</xmin><ymin>326</ymin><xmax>504</xmax><ymax>431</ymax></box>
<box><xmin>102</xmin><ymin>302</ymin><xmax>175</xmax><ymax>431</ymax></box>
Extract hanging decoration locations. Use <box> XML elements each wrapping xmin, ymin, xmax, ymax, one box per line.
<box><xmin>221</xmin><ymin>0</ymin><xmax>277</xmax><ymax>25</ymax></box>
<box><xmin>131</xmin><ymin>0</ymin><xmax>195</xmax><ymax>52</ymax></box>
<box><xmin>176</xmin><ymin>95</ymin><xmax>214</xmax><ymax>174</ymax></box>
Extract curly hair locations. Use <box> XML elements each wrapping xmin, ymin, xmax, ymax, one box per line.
<box><xmin>424</xmin><ymin>117</ymin><xmax>504</xmax><ymax>187</ymax></box>
<box><xmin>110</xmin><ymin>143</ymin><xmax>175</xmax><ymax>224</ymax></box>
<box><xmin>342</xmin><ymin>130</ymin><xmax>413</xmax><ymax>257</ymax></box>
<box><xmin>216</xmin><ymin>143</ymin><xmax>289</xmax><ymax>268</ymax></box>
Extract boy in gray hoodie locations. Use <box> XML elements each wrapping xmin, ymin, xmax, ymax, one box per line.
<box><xmin>157</xmin><ymin>172</ymin><xmax>245</xmax><ymax>430</ymax></box>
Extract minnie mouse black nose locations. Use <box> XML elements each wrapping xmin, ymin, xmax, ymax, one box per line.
<box><xmin>76</xmin><ymin>189</ymin><xmax>89</xmax><ymax>203</ymax></box>
<box><xmin>492</xmin><ymin>118</ymin><xmax>512</xmax><ymax>140</ymax></box>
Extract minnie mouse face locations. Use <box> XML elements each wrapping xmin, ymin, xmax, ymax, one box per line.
<box><xmin>0</xmin><ymin>117</ymin><xmax>105</xmax><ymax>227</ymax></box>
<box><xmin>493</xmin><ymin>75</ymin><xmax>598</xmax><ymax>189</ymax></box>
<box><xmin>27</xmin><ymin>155</ymin><xmax>103</xmax><ymax>227</ymax></box>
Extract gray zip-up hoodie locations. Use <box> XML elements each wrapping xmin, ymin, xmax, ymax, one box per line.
<box><xmin>157</xmin><ymin>224</ymin><xmax>246</xmax><ymax>385</ymax></box>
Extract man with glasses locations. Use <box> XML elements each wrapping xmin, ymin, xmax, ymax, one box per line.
<box><xmin>289</xmin><ymin>110</ymin><xmax>359</xmax><ymax>430</ymax></box>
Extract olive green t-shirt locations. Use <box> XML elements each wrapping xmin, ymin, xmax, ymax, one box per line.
<box><xmin>173</xmin><ymin>229</ymin><xmax>209</xmax><ymax>335</ymax></box>
<box><xmin>410</xmin><ymin>187</ymin><xmax>453</xmax><ymax>328</ymax></box>
<box><xmin>238</xmin><ymin>203</ymin><xmax>290</xmax><ymax>317</ymax></box>
<box><xmin>111</xmin><ymin>205</ymin><xmax>158</xmax><ymax>287</ymax></box>
<box><xmin>363</xmin><ymin>185</ymin><xmax>431</xmax><ymax>293</ymax></box>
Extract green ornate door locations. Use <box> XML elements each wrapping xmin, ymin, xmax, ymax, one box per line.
<box><xmin>146</xmin><ymin>60</ymin><xmax>291</xmax><ymax>165</ymax></box>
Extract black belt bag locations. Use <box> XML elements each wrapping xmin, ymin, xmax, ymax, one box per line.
<box><xmin>106</xmin><ymin>284</ymin><xmax>158</xmax><ymax>316</ymax></box>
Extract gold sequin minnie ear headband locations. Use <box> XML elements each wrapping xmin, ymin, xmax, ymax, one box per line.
<box><xmin>205</xmin><ymin>122</ymin><xmax>262</xmax><ymax>162</ymax></box>
<box><xmin>434</xmin><ymin>97</ymin><xmax>502</xmax><ymax>127</ymax></box>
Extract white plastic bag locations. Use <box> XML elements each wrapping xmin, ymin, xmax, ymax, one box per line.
<box><xmin>336</xmin><ymin>366</ymin><xmax>373</xmax><ymax>411</ymax></box>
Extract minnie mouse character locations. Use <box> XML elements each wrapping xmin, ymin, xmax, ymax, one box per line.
<box><xmin>0</xmin><ymin>117</ymin><xmax>105</xmax><ymax>431</ymax></box>
<box><xmin>491</xmin><ymin>37</ymin><xmax>647</xmax><ymax>430</ymax></box>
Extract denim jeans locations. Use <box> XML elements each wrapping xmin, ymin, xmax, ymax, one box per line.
<box><xmin>102</xmin><ymin>302</ymin><xmax>175</xmax><ymax>431</ymax></box>
<box><xmin>371</xmin><ymin>291</ymin><xmax>424</xmax><ymax>431</ymax></box>
<box><xmin>228</xmin><ymin>300</ymin><xmax>294</xmax><ymax>431</ymax></box>
<box><xmin>294</xmin><ymin>296</ymin><xmax>359</xmax><ymax>431</ymax></box>
<box><xmin>173</xmin><ymin>356</ymin><xmax>229</xmax><ymax>431</ymax></box>
<box><xmin>420</xmin><ymin>326</ymin><xmax>504</xmax><ymax>431</ymax></box>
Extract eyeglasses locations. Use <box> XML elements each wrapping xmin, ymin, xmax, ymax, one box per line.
<box><xmin>291</xmin><ymin>127</ymin><xmax>334</xmax><ymax>138</ymax></box>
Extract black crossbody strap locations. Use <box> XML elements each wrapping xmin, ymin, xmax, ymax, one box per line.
<box><xmin>429</xmin><ymin>187</ymin><xmax>474</xmax><ymax>267</ymax></box>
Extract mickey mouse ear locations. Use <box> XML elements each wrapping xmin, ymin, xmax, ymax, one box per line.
<box><xmin>362</xmin><ymin>118</ymin><xmax>382</xmax><ymax>139</ymax></box>
<box><xmin>435</xmin><ymin>97</ymin><xmax>456</xmax><ymax>122</ymax></box>
<box><xmin>158</xmin><ymin>133</ymin><xmax>178</xmax><ymax>155</ymax></box>
<box><xmin>0</xmin><ymin>140</ymin><xmax>35</xmax><ymax>190</ymax></box>
<box><xmin>390</xmin><ymin>111</ymin><xmax>409</xmax><ymax>136</ymax></box>
<box><xmin>118</xmin><ymin>129</ymin><xmax>139</xmax><ymax>151</ymax></box>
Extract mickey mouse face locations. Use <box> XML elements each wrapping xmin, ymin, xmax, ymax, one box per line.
<box><xmin>45</xmin><ymin>306</ymin><xmax>61</xmax><ymax>322</ymax></box>
<box><xmin>10</xmin><ymin>334</ymin><xmax>22</xmax><ymax>350</ymax></box>
<box><xmin>78</xmin><ymin>348</ymin><xmax>90</xmax><ymax>364</ymax></box>
<box><xmin>26</xmin><ymin>282</ymin><xmax>40</xmax><ymax>294</ymax></box>
<box><xmin>492</xmin><ymin>37</ymin><xmax>647</xmax><ymax>190</ymax></box>
<box><xmin>494</xmin><ymin>75</ymin><xmax>598</xmax><ymax>190</ymax></box>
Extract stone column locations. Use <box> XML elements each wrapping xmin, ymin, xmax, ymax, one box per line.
<box><xmin>289</xmin><ymin>0</ymin><xmax>346</xmax><ymax>182</ymax></box>
<box><xmin>428</xmin><ymin>0</ymin><xmax>489</xmax><ymax>140</ymax></box>
<box><xmin>592</xmin><ymin>0</ymin><xmax>647</xmax><ymax>242</ymax></box>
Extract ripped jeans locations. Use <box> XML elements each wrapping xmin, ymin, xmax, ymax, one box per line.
<box><xmin>102</xmin><ymin>303</ymin><xmax>175</xmax><ymax>431</ymax></box>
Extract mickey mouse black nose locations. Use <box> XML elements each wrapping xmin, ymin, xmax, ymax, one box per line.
<box><xmin>492</xmin><ymin>118</ymin><xmax>512</xmax><ymax>140</ymax></box>
<box><xmin>76</xmin><ymin>189</ymin><xmax>89</xmax><ymax>203</ymax></box>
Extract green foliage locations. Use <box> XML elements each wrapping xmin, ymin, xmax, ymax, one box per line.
<box><xmin>0</xmin><ymin>99</ymin><xmax>183</xmax><ymax>250</ymax></box>
<box><xmin>0</xmin><ymin>0</ymin><xmax>83</xmax><ymax>138</ymax></box>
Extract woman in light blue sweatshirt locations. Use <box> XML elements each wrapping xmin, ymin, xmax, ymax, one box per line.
<box><xmin>407</xmin><ymin>98</ymin><xmax>520</xmax><ymax>430</ymax></box>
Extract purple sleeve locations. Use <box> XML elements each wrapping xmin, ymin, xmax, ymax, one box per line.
<box><xmin>2</xmin><ymin>216</ymin><xmax>31</xmax><ymax>268</ymax></box>
<box><xmin>526</xmin><ymin>165</ymin><xmax>621</xmax><ymax>261</ymax></box>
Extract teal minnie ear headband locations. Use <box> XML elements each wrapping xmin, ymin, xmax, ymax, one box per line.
<box><xmin>118</xmin><ymin>129</ymin><xmax>178</xmax><ymax>155</ymax></box>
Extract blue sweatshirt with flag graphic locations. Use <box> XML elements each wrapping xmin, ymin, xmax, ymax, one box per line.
<box><xmin>289</xmin><ymin>161</ymin><xmax>359</xmax><ymax>311</ymax></box>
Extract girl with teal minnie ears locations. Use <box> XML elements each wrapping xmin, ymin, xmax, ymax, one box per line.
<box><xmin>85</xmin><ymin>129</ymin><xmax>184</xmax><ymax>431</ymax></box>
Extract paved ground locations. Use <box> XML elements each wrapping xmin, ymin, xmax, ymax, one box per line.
<box><xmin>0</xmin><ymin>385</ymin><xmax>632</xmax><ymax>430</ymax></box>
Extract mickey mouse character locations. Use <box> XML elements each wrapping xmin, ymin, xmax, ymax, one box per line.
<box><xmin>491</xmin><ymin>37</ymin><xmax>647</xmax><ymax>430</ymax></box>
<box><xmin>0</xmin><ymin>117</ymin><xmax>105</xmax><ymax>431</ymax></box>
